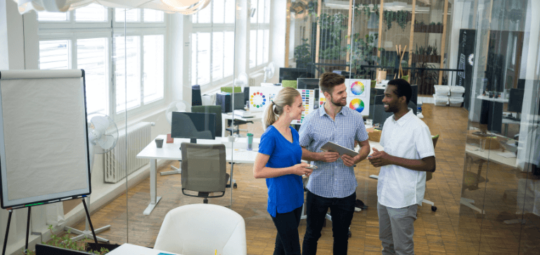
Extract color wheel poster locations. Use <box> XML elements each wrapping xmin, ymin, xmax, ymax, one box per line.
<box><xmin>345</xmin><ymin>79</ymin><xmax>370</xmax><ymax>116</ymax></box>
<box><xmin>249</xmin><ymin>86</ymin><xmax>282</xmax><ymax>112</ymax></box>
<box><xmin>291</xmin><ymin>89</ymin><xmax>315</xmax><ymax>125</ymax></box>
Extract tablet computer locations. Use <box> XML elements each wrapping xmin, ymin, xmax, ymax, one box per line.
<box><xmin>320</xmin><ymin>142</ymin><xmax>358</xmax><ymax>157</ymax></box>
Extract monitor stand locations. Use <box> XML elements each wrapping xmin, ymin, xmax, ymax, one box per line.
<box><xmin>178</xmin><ymin>138</ymin><xmax>198</xmax><ymax>151</ymax></box>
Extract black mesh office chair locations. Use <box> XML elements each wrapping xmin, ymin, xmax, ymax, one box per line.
<box><xmin>181</xmin><ymin>143</ymin><xmax>230</xmax><ymax>204</ymax></box>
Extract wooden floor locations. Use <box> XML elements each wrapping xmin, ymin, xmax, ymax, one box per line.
<box><xmin>72</xmin><ymin>103</ymin><xmax>540</xmax><ymax>255</ymax></box>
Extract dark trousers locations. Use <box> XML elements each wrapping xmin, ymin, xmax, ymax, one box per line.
<box><xmin>302</xmin><ymin>191</ymin><xmax>356</xmax><ymax>255</ymax></box>
<box><xmin>271</xmin><ymin>206</ymin><xmax>303</xmax><ymax>255</ymax></box>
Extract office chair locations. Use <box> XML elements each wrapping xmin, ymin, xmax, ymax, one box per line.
<box><xmin>423</xmin><ymin>134</ymin><xmax>439</xmax><ymax>212</ymax></box>
<box><xmin>226</xmin><ymin>119</ymin><xmax>254</xmax><ymax>136</ymax></box>
<box><xmin>180</xmin><ymin>143</ymin><xmax>231</xmax><ymax>204</ymax></box>
<box><xmin>221</xmin><ymin>86</ymin><xmax>242</xmax><ymax>93</ymax></box>
<box><xmin>154</xmin><ymin>204</ymin><xmax>247</xmax><ymax>255</ymax></box>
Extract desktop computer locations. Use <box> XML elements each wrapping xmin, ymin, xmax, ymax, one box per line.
<box><xmin>171</xmin><ymin>112</ymin><xmax>216</xmax><ymax>144</ymax></box>
<box><xmin>233</xmin><ymin>92</ymin><xmax>245</xmax><ymax>110</ymax></box>
<box><xmin>279</xmin><ymin>68</ymin><xmax>309</xmax><ymax>83</ymax></box>
<box><xmin>508</xmin><ymin>88</ymin><xmax>524</xmax><ymax>114</ymax></box>
<box><xmin>297</xmin><ymin>78</ymin><xmax>320</xmax><ymax>90</ymax></box>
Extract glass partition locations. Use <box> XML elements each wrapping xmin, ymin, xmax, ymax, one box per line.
<box><xmin>31</xmin><ymin>4</ymin><xmax>130</xmax><ymax>251</ymax></box>
<box><xmin>457</xmin><ymin>0</ymin><xmax>540</xmax><ymax>254</ymax></box>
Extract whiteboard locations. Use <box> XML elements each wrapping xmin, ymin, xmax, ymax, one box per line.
<box><xmin>0</xmin><ymin>70</ymin><xmax>91</xmax><ymax>208</ymax></box>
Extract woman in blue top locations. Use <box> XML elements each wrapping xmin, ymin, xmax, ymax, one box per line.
<box><xmin>253</xmin><ymin>87</ymin><xmax>313</xmax><ymax>255</ymax></box>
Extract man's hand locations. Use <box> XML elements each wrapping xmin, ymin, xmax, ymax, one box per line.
<box><xmin>319</xmin><ymin>151</ymin><xmax>340</xmax><ymax>162</ymax></box>
<box><xmin>342</xmin><ymin>154</ymin><xmax>361</xmax><ymax>167</ymax></box>
<box><xmin>368</xmin><ymin>148</ymin><xmax>392</xmax><ymax>167</ymax></box>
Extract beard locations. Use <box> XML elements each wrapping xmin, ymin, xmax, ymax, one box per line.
<box><xmin>330</xmin><ymin>95</ymin><xmax>347</xmax><ymax>107</ymax></box>
<box><xmin>384</xmin><ymin>103</ymin><xmax>398</xmax><ymax>113</ymax></box>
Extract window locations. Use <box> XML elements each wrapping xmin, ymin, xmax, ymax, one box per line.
<box><xmin>37</xmin><ymin>5</ymin><xmax>166</xmax><ymax>117</ymax></box>
<box><xmin>77</xmin><ymin>38</ymin><xmax>109</xmax><ymax>116</ymax></box>
<box><xmin>39</xmin><ymin>40</ymin><xmax>70</xmax><ymax>69</ymax></box>
<box><xmin>249</xmin><ymin>0</ymin><xmax>270</xmax><ymax>69</ymax></box>
<box><xmin>191</xmin><ymin>0</ymin><xmax>235</xmax><ymax>87</ymax></box>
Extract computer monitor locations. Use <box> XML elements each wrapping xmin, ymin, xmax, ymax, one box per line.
<box><xmin>172</xmin><ymin>112</ymin><xmax>216</xmax><ymax>143</ymax></box>
<box><xmin>517</xmin><ymin>79</ymin><xmax>525</xmax><ymax>90</ymax></box>
<box><xmin>279</xmin><ymin>68</ymin><xmax>308</xmax><ymax>83</ymax></box>
<box><xmin>297</xmin><ymin>78</ymin><xmax>320</xmax><ymax>90</ymax></box>
<box><xmin>243</xmin><ymin>87</ymin><xmax>250</xmax><ymax>107</ymax></box>
<box><xmin>508</xmin><ymin>88</ymin><xmax>524</xmax><ymax>113</ymax></box>
<box><xmin>372</xmin><ymin>103</ymin><xmax>393</xmax><ymax>129</ymax></box>
<box><xmin>233</xmin><ymin>92</ymin><xmax>245</xmax><ymax>110</ymax></box>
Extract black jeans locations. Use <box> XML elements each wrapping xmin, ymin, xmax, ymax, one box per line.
<box><xmin>271</xmin><ymin>206</ymin><xmax>303</xmax><ymax>255</ymax></box>
<box><xmin>302</xmin><ymin>191</ymin><xmax>356</xmax><ymax>255</ymax></box>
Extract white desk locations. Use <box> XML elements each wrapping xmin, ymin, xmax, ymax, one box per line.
<box><xmin>108</xmin><ymin>243</ymin><xmax>179</xmax><ymax>255</ymax></box>
<box><xmin>460</xmin><ymin>145</ymin><xmax>518</xmax><ymax>214</ymax></box>
<box><xmin>137</xmin><ymin>135</ymin><xmax>260</xmax><ymax>215</ymax></box>
<box><xmin>221</xmin><ymin>112</ymin><xmax>262</xmax><ymax>136</ymax></box>
<box><xmin>476</xmin><ymin>95</ymin><xmax>509</xmax><ymax>103</ymax></box>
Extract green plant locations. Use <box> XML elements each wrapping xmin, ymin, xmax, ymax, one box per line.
<box><xmin>318</xmin><ymin>13</ymin><xmax>348</xmax><ymax>60</ymax></box>
<box><xmin>24</xmin><ymin>225</ymin><xmax>110</xmax><ymax>255</ymax></box>
<box><xmin>294</xmin><ymin>38</ymin><xmax>312</xmax><ymax>68</ymax></box>
<box><xmin>307</xmin><ymin>0</ymin><xmax>318</xmax><ymax>17</ymax></box>
<box><xmin>348</xmin><ymin>33</ymin><xmax>379</xmax><ymax>74</ymax></box>
<box><xmin>382</xmin><ymin>10</ymin><xmax>409</xmax><ymax>31</ymax></box>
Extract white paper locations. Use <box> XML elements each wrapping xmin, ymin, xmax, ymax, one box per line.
<box><xmin>345</xmin><ymin>79</ymin><xmax>371</xmax><ymax>116</ymax></box>
<box><xmin>248</xmin><ymin>86</ymin><xmax>283</xmax><ymax>112</ymax></box>
<box><xmin>0</xmin><ymin>75</ymin><xmax>90</xmax><ymax>207</ymax></box>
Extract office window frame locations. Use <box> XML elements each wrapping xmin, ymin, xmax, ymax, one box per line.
<box><xmin>249</xmin><ymin>0</ymin><xmax>271</xmax><ymax>70</ymax></box>
<box><xmin>37</xmin><ymin>7</ymin><xmax>167</xmax><ymax>118</ymax></box>
<box><xmin>191</xmin><ymin>0</ymin><xmax>236</xmax><ymax>90</ymax></box>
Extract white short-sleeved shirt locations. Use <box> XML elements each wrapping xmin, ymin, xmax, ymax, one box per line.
<box><xmin>377</xmin><ymin>109</ymin><xmax>435</xmax><ymax>208</ymax></box>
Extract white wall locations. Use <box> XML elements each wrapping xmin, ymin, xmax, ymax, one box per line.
<box><xmin>269</xmin><ymin>0</ymin><xmax>286</xmax><ymax>84</ymax></box>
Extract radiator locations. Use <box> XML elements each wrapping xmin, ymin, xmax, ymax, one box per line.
<box><xmin>248</xmin><ymin>72</ymin><xmax>264</xmax><ymax>87</ymax></box>
<box><xmin>104</xmin><ymin>122</ymin><xmax>152</xmax><ymax>183</ymax></box>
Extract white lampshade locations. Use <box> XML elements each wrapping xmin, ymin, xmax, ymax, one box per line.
<box><xmin>161</xmin><ymin>0</ymin><xmax>211</xmax><ymax>14</ymax></box>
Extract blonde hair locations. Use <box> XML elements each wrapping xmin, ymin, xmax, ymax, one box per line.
<box><xmin>262</xmin><ymin>87</ymin><xmax>300</xmax><ymax>129</ymax></box>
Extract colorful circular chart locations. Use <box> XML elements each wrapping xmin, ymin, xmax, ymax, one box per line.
<box><xmin>350</xmin><ymin>81</ymin><xmax>365</xmax><ymax>96</ymax></box>
<box><xmin>349</xmin><ymin>98</ymin><xmax>365</xmax><ymax>113</ymax></box>
<box><xmin>250</xmin><ymin>92</ymin><xmax>266</xmax><ymax>108</ymax></box>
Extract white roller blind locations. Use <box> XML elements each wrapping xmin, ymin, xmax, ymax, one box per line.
<box><xmin>115</xmin><ymin>8</ymin><xmax>140</xmax><ymax>22</ymax></box>
<box><xmin>144</xmin><ymin>9</ymin><xmax>164</xmax><ymax>22</ymax></box>
<box><xmin>75</xmin><ymin>4</ymin><xmax>107</xmax><ymax>22</ymax></box>
<box><xmin>77</xmin><ymin>38</ymin><xmax>109</xmax><ymax>116</ymax></box>
<box><xmin>39</xmin><ymin>40</ymin><xmax>70</xmax><ymax>70</ymax></box>
<box><xmin>115</xmin><ymin>36</ymin><xmax>141</xmax><ymax>113</ymax></box>
<box><xmin>143</xmin><ymin>35</ymin><xmax>164</xmax><ymax>104</ymax></box>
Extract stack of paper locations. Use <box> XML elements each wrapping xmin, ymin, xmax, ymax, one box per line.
<box><xmin>234</xmin><ymin>110</ymin><xmax>254</xmax><ymax>118</ymax></box>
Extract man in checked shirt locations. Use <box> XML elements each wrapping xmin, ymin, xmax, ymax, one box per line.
<box><xmin>299</xmin><ymin>72</ymin><xmax>370</xmax><ymax>255</ymax></box>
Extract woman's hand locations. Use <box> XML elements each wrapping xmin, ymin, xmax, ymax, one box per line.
<box><xmin>291</xmin><ymin>162</ymin><xmax>313</xmax><ymax>177</ymax></box>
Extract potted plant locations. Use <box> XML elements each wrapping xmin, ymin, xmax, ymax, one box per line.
<box><xmin>413</xmin><ymin>44</ymin><xmax>441</xmax><ymax>63</ymax></box>
<box><xmin>24</xmin><ymin>225</ymin><xmax>119</xmax><ymax>255</ymax></box>
<box><xmin>294</xmin><ymin>38</ymin><xmax>312</xmax><ymax>68</ymax></box>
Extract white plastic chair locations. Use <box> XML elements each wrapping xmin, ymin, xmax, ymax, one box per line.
<box><xmin>154</xmin><ymin>204</ymin><xmax>247</xmax><ymax>255</ymax></box>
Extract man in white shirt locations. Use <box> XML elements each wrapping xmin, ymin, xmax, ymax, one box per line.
<box><xmin>368</xmin><ymin>79</ymin><xmax>436</xmax><ymax>255</ymax></box>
